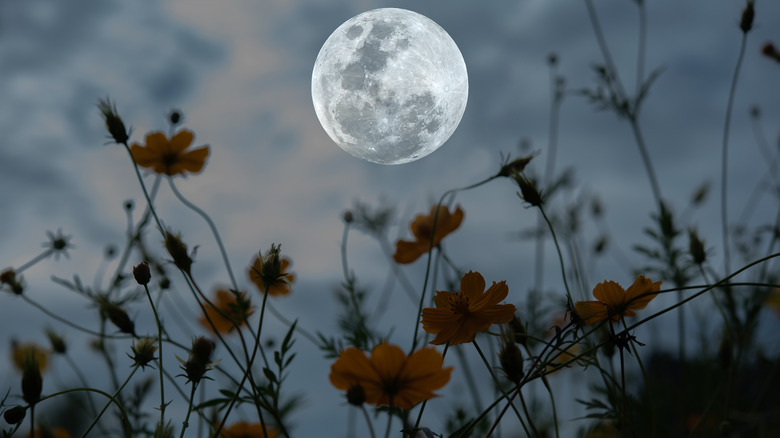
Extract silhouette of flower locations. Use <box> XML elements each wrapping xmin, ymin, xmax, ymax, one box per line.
<box><xmin>248</xmin><ymin>252</ymin><xmax>295</xmax><ymax>296</ymax></box>
<box><xmin>329</xmin><ymin>342</ymin><xmax>452</xmax><ymax>409</ymax></box>
<box><xmin>11</xmin><ymin>342</ymin><xmax>48</xmax><ymax>373</ymax></box>
<box><xmin>393</xmin><ymin>205</ymin><xmax>464</xmax><ymax>264</ymax></box>
<box><xmin>421</xmin><ymin>271</ymin><xmax>516</xmax><ymax>345</ymax></box>
<box><xmin>575</xmin><ymin>276</ymin><xmax>662</xmax><ymax>325</ymax></box>
<box><xmin>129</xmin><ymin>130</ymin><xmax>209</xmax><ymax>176</ymax></box>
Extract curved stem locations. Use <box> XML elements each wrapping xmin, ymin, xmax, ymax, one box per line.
<box><xmin>360</xmin><ymin>405</ymin><xmax>377</xmax><ymax>438</ymax></box>
<box><xmin>168</xmin><ymin>178</ymin><xmax>238</xmax><ymax>291</ymax></box>
<box><xmin>15</xmin><ymin>249</ymin><xmax>53</xmax><ymax>273</ymax></box>
<box><xmin>80</xmin><ymin>365</ymin><xmax>139</xmax><ymax>438</ymax></box>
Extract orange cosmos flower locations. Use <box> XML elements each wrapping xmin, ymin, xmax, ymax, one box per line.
<box><xmin>248</xmin><ymin>254</ymin><xmax>295</xmax><ymax>296</ymax></box>
<box><xmin>575</xmin><ymin>275</ymin><xmax>662</xmax><ymax>325</ymax></box>
<box><xmin>393</xmin><ymin>205</ymin><xmax>464</xmax><ymax>264</ymax></box>
<box><xmin>421</xmin><ymin>271</ymin><xmax>516</xmax><ymax>345</ymax></box>
<box><xmin>200</xmin><ymin>289</ymin><xmax>253</xmax><ymax>334</ymax></box>
<box><xmin>218</xmin><ymin>421</ymin><xmax>278</xmax><ymax>438</ymax></box>
<box><xmin>129</xmin><ymin>130</ymin><xmax>209</xmax><ymax>176</ymax></box>
<box><xmin>329</xmin><ymin>342</ymin><xmax>452</xmax><ymax>410</ymax></box>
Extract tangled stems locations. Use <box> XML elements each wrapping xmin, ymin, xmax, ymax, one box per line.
<box><xmin>410</xmin><ymin>174</ymin><xmax>501</xmax><ymax>353</ymax></box>
<box><xmin>537</xmin><ymin>206</ymin><xmax>574</xmax><ymax>306</ymax></box>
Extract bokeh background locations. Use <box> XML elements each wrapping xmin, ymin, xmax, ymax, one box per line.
<box><xmin>2</xmin><ymin>0</ymin><xmax>780</xmax><ymax>436</ymax></box>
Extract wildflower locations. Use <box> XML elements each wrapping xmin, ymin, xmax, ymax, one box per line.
<box><xmin>133</xmin><ymin>262</ymin><xmax>151</xmax><ymax>285</ymax></box>
<box><xmin>12</xmin><ymin>342</ymin><xmax>48</xmax><ymax>373</ymax></box>
<box><xmin>98</xmin><ymin>98</ymin><xmax>129</xmax><ymax>144</ymax></box>
<box><xmin>421</xmin><ymin>271</ymin><xmax>516</xmax><ymax>345</ymax></box>
<box><xmin>130</xmin><ymin>338</ymin><xmax>158</xmax><ymax>369</ymax></box>
<box><xmin>393</xmin><ymin>205</ymin><xmax>464</xmax><ymax>264</ymax></box>
<box><xmin>329</xmin><ymin>342</ymin><xmax>452</xmax><ymax>410</ymax></box>
<box><xmin>129</xmin><ymin>130</ymin><xmax>209</xmax><ymax>176</ymax></box>
<box><xmin>1</xmin><ymin>269</ymin><xmax>24</xmax><ymax>295</ymax></box>
<box><xmin>21</xmin><ymin>351</ymin><xmax>43</xmax><ymax>405</ymax></box>
<box><xmin>200</xmin><ymin>289</ymin><xmax>253</xmax><ymax>334</ymax></box>
<box><xmin>574</xmin><ymin>276</ymin><xmax>662</xmax><ymax>325</ymax></box>
<box><xmin>44</xmin><ymin>229</ymin><xmax>74</xmax><ymax>260</ymax></box>
<box><xmin>248</xmin><ymin>246</ymin><xmax>295</xmax><ymax>296</ymax></box>
<box><xmin>219</xmin><ymin>421</ymin><xmax>279</xmax><ymax>438</ymax></box>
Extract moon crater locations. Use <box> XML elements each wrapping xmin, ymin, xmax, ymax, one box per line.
<box><xmin>312</xmin><ymin>8</ymin><xmax>468</xmax><ymax>165</ymax></box>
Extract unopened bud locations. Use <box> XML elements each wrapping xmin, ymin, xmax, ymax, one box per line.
<box><xmin>133</xmin><ymin>262</ymin><xmax>151</xmax><ymax>285</ymax></box>
<box><xmin>688</xmin><ymin>229</ymin><xmax>707</xmax><ymax>265</ymax></box>
<box><xmin>181</xmin><ymin>337</ymin><xmax>216</xmax><ymax>384</ymax></box>
<box><xmin>342</xmin><ymin>210</ymin><xmax>354</xmax><ymax>224</ymax></box>
<box><xmin>508</xmin><ymin>316</ymin><xmax>527</xmax><ymax>347</ymax></box>
<box><xmin>3</xmin><ymin>406</ymin><xmax>26</xmax><ymax>425</ymax></box>
<box><xmin>97</xmin><ymin>98</ymin><xmax>129</xmax><ymax>144</ymax></box>
<box><xmin>762</xmin><ymin>42</ymin><xmax>780</xmax><ymax>62</ymax></box>
<box><xmin>164</xmin><ymin>231</ymin><xmax>193</xmax><ymax>274</ymax></box>
<box><xmin>740</xmin><ymin>2</ymin><xmax>755</xmax><ymax>33</ymax></box>
<box><xmin>45</xmin><ymin>329</ymin><xmax>67</xmax><ymax>354</ymax></box>
<box><xmin>21</xmin><ymin>353</ymin><xmax>43</xmax><ymax>405</ymax></box>
<box><xmin>169</xmin><ymin>109</ymin><xmax>182</xmax><ymax>126</ymax></box>
<box><xmin>103</xmin><ymin>301</ymin><xmax>136</xmax><ymax>336</ymax></box>
<box><xmin>130</xmin><ymin>338</ymin><xmax>158</xmax><ymax>369</ymax></box>
<box><xmin>499</xmin><ymin>341</ymin><xmax>524</xmax><ymax>384</ymax></box>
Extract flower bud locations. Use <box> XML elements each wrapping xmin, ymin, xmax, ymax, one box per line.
<box><xmin>97</xmin><ymin>98</ymin><xmax>129</xmax><ymax>144</ymax></box>
<box><xmin>169</xmin><ymin>109</ymin><xmax>182</xmax><ymax>126</ymax></box>
<box><xmin>739</xmin><ymin>2</ymin><xmax>755</xmax><ymax>33</ymax></box>
<box><xmin>498</xmin><ymin>154</ymin><xmax>535</xmax><ymax>178</ymax></box>
<box><xmin>1</xmin><ymin>269</ymin><xmax>24</xmax><ymax>295</ymax></box>
<box><xmin>45</xmin><ymin>329</ymin><xmax>67</xmax><ymax>354</ymax></box>
<box><xmin>762</xmin><ymin>42</ymin><xmax>780</xmax><ymax>62</ymax></box>
<box><xmin>130</xmin><ymin>338</ymin><xmax>158</xmax><ymax>369</ymax></box>
<box><xmin>499</xmin><ymin>341</ymin><xmax>524</xmax><ymax>384</ymax></box>
<box><xmin>508</xmin><ymin>315</ymin><xmax>527</xmax><ymax>347</ymax></box>
<box><xmin>3</xmin><ymin>406</ymin><xmax>26</xmax><ymax>425</ymax></box>
<box><xmin>102</xmin><ymin>301</ymin><xmax>136</xmax><ymax>336</ymax></box>
<box><xmin>180</xmin><ymin>337</ymin><xmax>216</xmax><ymax>384</ymax></box>
<box><xmin>516</xmin><ymin>175</ymin><xmax>544</xmax><ymax>207</ymax></box>
<box><xmin>133</xmin><ymin>262</ymin><xmax>152</xmax><ymax>285</ymax></box>
<box><xmin>342</xmin><ymin>210</ymin><xmax>354</xmax><ymax>224</ymax></box>
<box><xmin>164</xmin><ymin>231</ymin><xmax>193</xmax><ymax>275</ymax></box>
<box><xmin>688</xmin><ymin>229</ymin><xmax>707</xmax><ymax>265</ymax></box>
<box><xmin>21</xmin><ymin>353</ymin><xmax>43</xmax><ymax>405</ymax></box>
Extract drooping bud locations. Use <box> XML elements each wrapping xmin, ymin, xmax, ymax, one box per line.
<box><xmin>133</xmin><ymin>262</ymin><xmax>152</xmax><ymax>285</ymax></box>
<box><xmin>97</xmin><ymin>98</ymin><xmax>129</xmax><ymax>144</ymax></box>
<box><xmin>164</xmin><ymin>231</ymin><xmax>194</xmax><ymax>275</ymax></box>
<box><xmin>130</xmin><ymin>338</ymin><xmax>158</xmax><ymax>369</ymax></box>
<box><xmin>102</xmin><ymin>301</ymin><xmax>136</xmax><ymax>336</ymax></box>
<box><xmin>3</xmin><ymin>406</ymin><xmax>26</xmax><ymax>424</ymax></box>
<box><xmin>507</xmin><ymin>315</ymin><xmax>528</xmax><ymax>347</ymax></box>
<box><xmin>498</xmin><ymin>154</ymin><xmax>535</xmax><ymax>178</ymax></box>
<box><xmin>180</xmin><ymin>337</ymin><xmax>216</xmax><ymax>384</ymax></box>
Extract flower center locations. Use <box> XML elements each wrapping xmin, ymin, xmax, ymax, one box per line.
<box><xmin>162</xmin><ymin>151</ymin><xmax>179</xmax><ymax>169</ymax></box>
<box><xmin>448</xmin><ymin>294</ymin><xmax>470</xmax><ymax>314</ymax></box>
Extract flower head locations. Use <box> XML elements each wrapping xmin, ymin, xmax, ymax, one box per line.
<box><xmin>44</xmin><ymin>229</ymin><xmax>74</xmax><ymax>260</ymax></box>
<box><xmin>11</xmin><ymin>342</ymin><xmax>48</xmax><ymax>373</ymax></box>
<box><xmin>200</xmin><ymin>289</ymin><xmax>253</xmax><ymax>334</ymax></box>
<box><xmin>421</xmin><ymin>271</ymin><xmax>516</xmax><ymax>345</ymax></box>
<box><xmin>329</xmin><ymin>342</ymin><xmax>452</xmax><ymax>410</ymax></box>
<box><xmin>393</xmin><ymin>205</ymin><xmax>464</xmax><ymax>264</ymax></box>
<box><xmin>219</xmin><ymin>421</ymin><xmax>278</xmax><ymax>438</ymax></box>
<box><xmin>574</xmin><ymin>276</ymin><xmax>662</xmax><ymax>325</ymax></box>
<box><xmin>129</xmin><ymin>130</ymin><xmax>209</xmax><ymax>176</ymax></box>
<box><xmin>248</xmin><ymin>249</ymin><xmax>295</xmax><ymax>296</ymax></box>
<box><xmin>130</xmin><ymin>338</ymin><xmax>158</xmax><ymax>369</ymax></box>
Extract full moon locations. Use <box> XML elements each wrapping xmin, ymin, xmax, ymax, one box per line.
<box><xmin>312</xmin><ymin>8</ymin><xmax>468</xmax><ymax>165</ymax></box>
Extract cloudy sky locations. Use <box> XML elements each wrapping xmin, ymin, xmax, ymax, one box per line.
<box><xmin>2</xmin><ymin>0</ymin><xmax>779</xmax><ymax>436</ymax></box>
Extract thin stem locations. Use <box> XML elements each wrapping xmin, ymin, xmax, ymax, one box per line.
<box><xmin>179</xmin><ymin>383</ymin><xmax>198</xmax><ymax>438</ymax></box>
<box><xmin>538</xmin><ymin>206</ymin><xmax>574</xmax><ymax>304</ymax></box>
<box><xmin>143</xmin><ymin>283</ymin><xmax>167</xmax><ymax>424</ymax></box>
<box><xmin>360</xmin><ymin>405</ymin><xmax>377</xmax><ymax>438</ymax></box>
<box><xmin>413</xmin><ymin>343</ymin><xmax>450</xmax><ymax>433</ymax></box>
<box><xmin>15</xmin><ymin>249</ymin><xmax>53</xmax><ymax>273</ymax></box>
<box><xmin>721</xmin><ymin>32</ymin><xmax>749</xmax><ymax>276</ymax></box>
<box><xmin>80</xmin><ymin>365</ymin><xmax>139</xmax><ymax>438</ymax></box>
<box><xmin>383</xmin><ymin>404</ymin><xmax>394</xmax><ymax>438</ymax></box>
<box><xmin>122</xmin><ymin>143</ymin><xmax>164</xmax><ymax>234</ymax></box>
<box><xmin>472</xmin><ymin>340</ymin><xmax>525</xmax><ymax>425</ymax></box>
<box><xmin>169</xmin><ymin>178</ymin><xmax>238</xmax><ymax>291</ymax></box>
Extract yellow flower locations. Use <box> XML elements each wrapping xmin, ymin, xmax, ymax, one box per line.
<box><xmin>248</xmin><ymin>254</ymin><xmax>295</xmax><ymax>296</ymax></box>
<box><xmin>329</xmin><ymin>342</ymin><xmax>452</xmax><ymax>410</ymax></box>
<box><xmin>200</xmin><ymin>289</ymin><xmax>253</xmax><ymax>334</ymax></box>
<box><xmin>575</xmin><ymin>276</ymin><xmax>662</xmax><ymax>325</ymax></box>
<box><xmin>11</xmin><ymin>342</ymin><xmax>48</xmax><ymax>373</ymax></box>
<box><xmin>219</xmin><ymin>421</ymin><xmax>278</xmax><ymax>438</ymax></box>
<box><xmin>393</xmin><ymin>205</ymin><xmax>464</xmax><ymax>264</ymax></box>
<box><xmin>129</xmin><ymin>130</ymin><xmax>209</xmax><ymax>176</ymax></box>
<box><xmin>421</xmin><ymin>271</ymin><xmax>516</xmax><ymax>345</ymax></box>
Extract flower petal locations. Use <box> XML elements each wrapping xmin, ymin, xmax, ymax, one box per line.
<box><xmin>170</xmin><ymin>129</ymin><xmax>194</xmax><ymax>153</ymax></box>
<box><xmin>460</xmin><ymin>271</ymin><xmax>486</xmax><ymax>302</ymax></box>
<box><xmin>575</xmin><ymin>300</ymin><xmax>609</xmax><ymax>325</ymax></box>
<box><xmin>392</xmin><ymin>240</ymin><xmax>427</xmax><ymax>264</ymax></box>
<box><xmin>592</xmin><ymin>280</ymin><xmax>626</xmax><ymax>307</ymax></box>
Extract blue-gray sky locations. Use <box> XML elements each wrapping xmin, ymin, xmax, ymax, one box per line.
<box><xmin>2</xmin><ymin>1</ymin><xmax>780</xmax><ymax>436</ymax></box>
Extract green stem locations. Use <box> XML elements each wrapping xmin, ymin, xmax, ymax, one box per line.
<box><xmin>15</xmin><ymin>249</ymin><xmax>54</xmax><ymax>273</ymax></box>
<box><xmin>472</xmin><ymin>340</ymin><xmax>526</xmax><ymax>428</ymax></box>
<box><xmin>538</xmin><ymin>206</ymin><xmax>574</xmax><ymax>304</ymax></box>
<box><xmin>179</xmin><ymin>383</ymin><xmax>197</xmax><ymax>438</ymax></box>
<box><xmin>80</xmin><ymin>365</ymin><xmax>139</xmax><ymax>438</ymax></box>
<box><xmin>143</xmin><ymin>283</ymin><xmax>167</xmax><ymax>424</ymax></box>
<box><xmin>361</xmin><ymin>405</ymin><xmax>377</xmax><ymax>438</ymax></box>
